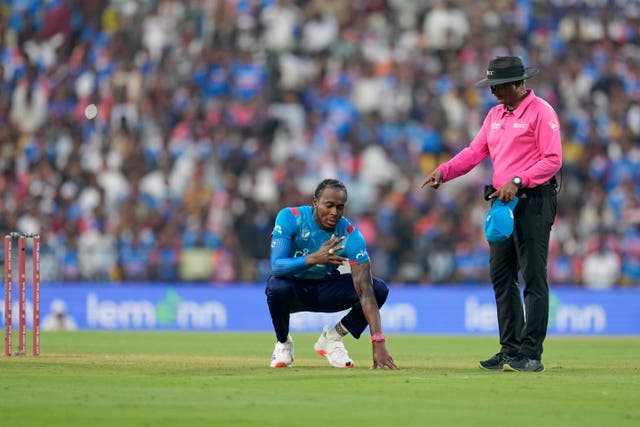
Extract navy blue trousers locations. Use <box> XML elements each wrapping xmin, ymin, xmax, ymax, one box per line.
<box><xmin>265</xmin><ymin>273</ymin><xmax>389</xmax><ymax>343</ymax></box>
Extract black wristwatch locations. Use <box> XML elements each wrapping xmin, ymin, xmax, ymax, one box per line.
<box><xmin>512</xmin><ymin>176</ymin><xmax>523</xmax><ymax>188</ymax></box>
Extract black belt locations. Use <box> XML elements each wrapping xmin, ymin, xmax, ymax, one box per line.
<box><xmin>484</xmin><ymin>177</ymin><xmax>557</xmax><ymax>201</ymax></box>
<box><xmin>518</xmin><ymin>177</ymin><xmax>557</xmax><ymax>197</ymax></box>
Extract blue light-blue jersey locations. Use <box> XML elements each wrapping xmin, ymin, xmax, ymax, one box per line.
<box><xmin>270</xmin><ymin>206</ymin><xmax>370</xmax><ymax>280</ymax></box>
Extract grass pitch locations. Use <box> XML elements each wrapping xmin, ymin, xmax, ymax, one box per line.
<box><xmin>1</xmin><ymin>332</ymin><xmax>638</xmax><ymax>427</ymax></box>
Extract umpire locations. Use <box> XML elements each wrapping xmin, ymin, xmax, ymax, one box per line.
<box><xmin>421</xmin><ymin>56</ymin><xmax>562</xmax><ymax>373</ymax></box>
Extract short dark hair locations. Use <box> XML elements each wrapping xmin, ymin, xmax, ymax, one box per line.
<box><xmin>314</xmin><ymin>179</ymin><xmax>348</xmax><ymax>200</ymax></box>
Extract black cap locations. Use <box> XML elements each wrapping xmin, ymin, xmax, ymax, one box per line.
<box><xmin>475</xmin><ymin>56</ymin><xmax>539</xmax><ymax>88</ymax></box>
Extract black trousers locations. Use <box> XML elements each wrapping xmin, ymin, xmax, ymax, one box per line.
<box><xmin>265</xmin><ymin>274</ymin><xmax>389</xmax><ymax>343</ymax></box>
<box><xmin>489</xmin><ymin>185</ymin><xmax>557</xmax><ymax>360</ymax></box>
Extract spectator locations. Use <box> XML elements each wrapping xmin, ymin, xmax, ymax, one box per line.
<box><xmin>9</xmin><ymin>65</ymin><xmax>48</xmax><ymax>135</ymax></box>
<box><xmin>582</xmin><ymin>232</ymin><xmax>621</xmax><ymax>290</ymax></box>
<box><xmin>0</xmin><ymin>0</ymin><xmax>638</xmax><ymax>288</ymax></box>
<box><xmin>42</xmin><ymin>299</ymin><xmax>78</xmax><ymax>332</ymax></box>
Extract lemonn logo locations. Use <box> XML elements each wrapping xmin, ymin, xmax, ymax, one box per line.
<box><xmin>290</xmin><ymin>303</ymin><xmax>417</xmax><ymax>331</ymax></box>
<box><xmin>549</xmin><ymin>293</ymin><xmax>606</xmax><ymax>333</ymax></box>
<box><xmin>554</xmin><ymin>304</ymin><xmax>606</xmax><ymax>332</ymax></box>
<box><xmin>86</xmin><ymin>289</ymin><xmax>227</xmax><ymax>329</ymax></box>
<box><xmin>464</xmin><ymin>296</ymin><xmax>497</xmax><ymax>332</ymax></box>
<box><xmin>380</xmin><ymin>303</ymin><xmax>418</xmax><ymax>330</ymax></box>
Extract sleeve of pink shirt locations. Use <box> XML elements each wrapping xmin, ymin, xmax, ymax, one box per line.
<box><xmin>519</xmin><ymin>105</ymin><xmax>563</xmax><ymax>188</ymax></box>
<box><xmin>438</xmin><ymin>119</ymin><xmax>490</xmax><ymax>182</ymax></box>
<box><xmin>438</xmin><ymin>98</ymin><xmax>562</xmax><ymax>188</ymax></box>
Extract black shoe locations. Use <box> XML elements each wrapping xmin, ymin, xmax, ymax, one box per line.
<box><xmin>503</xmin><ymin>356</ymin><xmax>545</xmax><ymax>372</ymax></box>
<box><xmin>479</xmin><ymin>352</ymin><xmax>513</xmax><ymax>370</ymax></box>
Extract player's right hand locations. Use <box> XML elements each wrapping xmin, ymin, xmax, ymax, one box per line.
<box><xmin>318</xmin><ymin>235</ymin><xmax>347</xmax><ymax>265</ymax></box>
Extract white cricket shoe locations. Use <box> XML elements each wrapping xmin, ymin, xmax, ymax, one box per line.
<box><xmin>270</xmin><ymin>335</ymin><xmax>294</xmax><ymax>368</ymax></box>
<box><xmin>314</xmin><ymin>326</ymin><xmax>354</xmax><ymax>368</ymax></box>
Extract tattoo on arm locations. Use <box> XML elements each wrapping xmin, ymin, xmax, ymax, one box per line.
<box><xmin>351</xmin><ymin>261</ymin><xmax>383</xmax><ymax>333</ymax></box>
<box><xmin>351</xmin><ymin>261</ymin><xmax>376</xmax><ymax>307</ymax></box>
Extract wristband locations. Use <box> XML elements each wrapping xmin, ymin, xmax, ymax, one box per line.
<box><xmin>371</xmin><ymin>333</ymin><xmax>385</xmax><ymax>343</ymax></box>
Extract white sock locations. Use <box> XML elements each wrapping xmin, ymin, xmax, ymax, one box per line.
<box><xmin>327</xmin><ymin>322</ymin><xmax>348</xmax><ymax>340</ymax></box>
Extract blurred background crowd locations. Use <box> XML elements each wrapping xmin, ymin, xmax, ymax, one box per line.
<box><xmin>1</xmin><ymin>0</ymin><xmax>639</xmax><ymax>289</ymax></box>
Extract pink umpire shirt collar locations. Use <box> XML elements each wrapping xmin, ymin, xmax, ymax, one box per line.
<box><xmin>497</xmin><ymin>89</ymin><xmax>536</xmax><ymax>118</ymax></box>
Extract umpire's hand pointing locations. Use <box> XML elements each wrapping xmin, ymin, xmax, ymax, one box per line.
<box><xmin>420</xmin><ymin>169</ymin><xmax>443</xmax><ymax>189</ymax></box>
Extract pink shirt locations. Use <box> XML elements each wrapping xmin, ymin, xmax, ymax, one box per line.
<box><xmin>438</xmin><ymin>90</ymin><xmax>562</xmax><ymax>189</ymax></box>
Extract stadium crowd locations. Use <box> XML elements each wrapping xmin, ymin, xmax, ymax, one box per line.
<box><xmin>1</xmin><ymin>0</ymin><xmax>639</xmax><ymax>288</ymax></box>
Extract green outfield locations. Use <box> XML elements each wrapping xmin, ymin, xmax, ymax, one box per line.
<box><xmin>1</xmin><ymin>332</ymin><xmax>638</xmax><ymax>427</ymax></box>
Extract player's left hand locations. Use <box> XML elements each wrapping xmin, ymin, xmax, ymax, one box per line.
<box><xmin>371</xmin><ymin>342</ymin><xmax>399</xmax><ymax>370</ymax></box>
